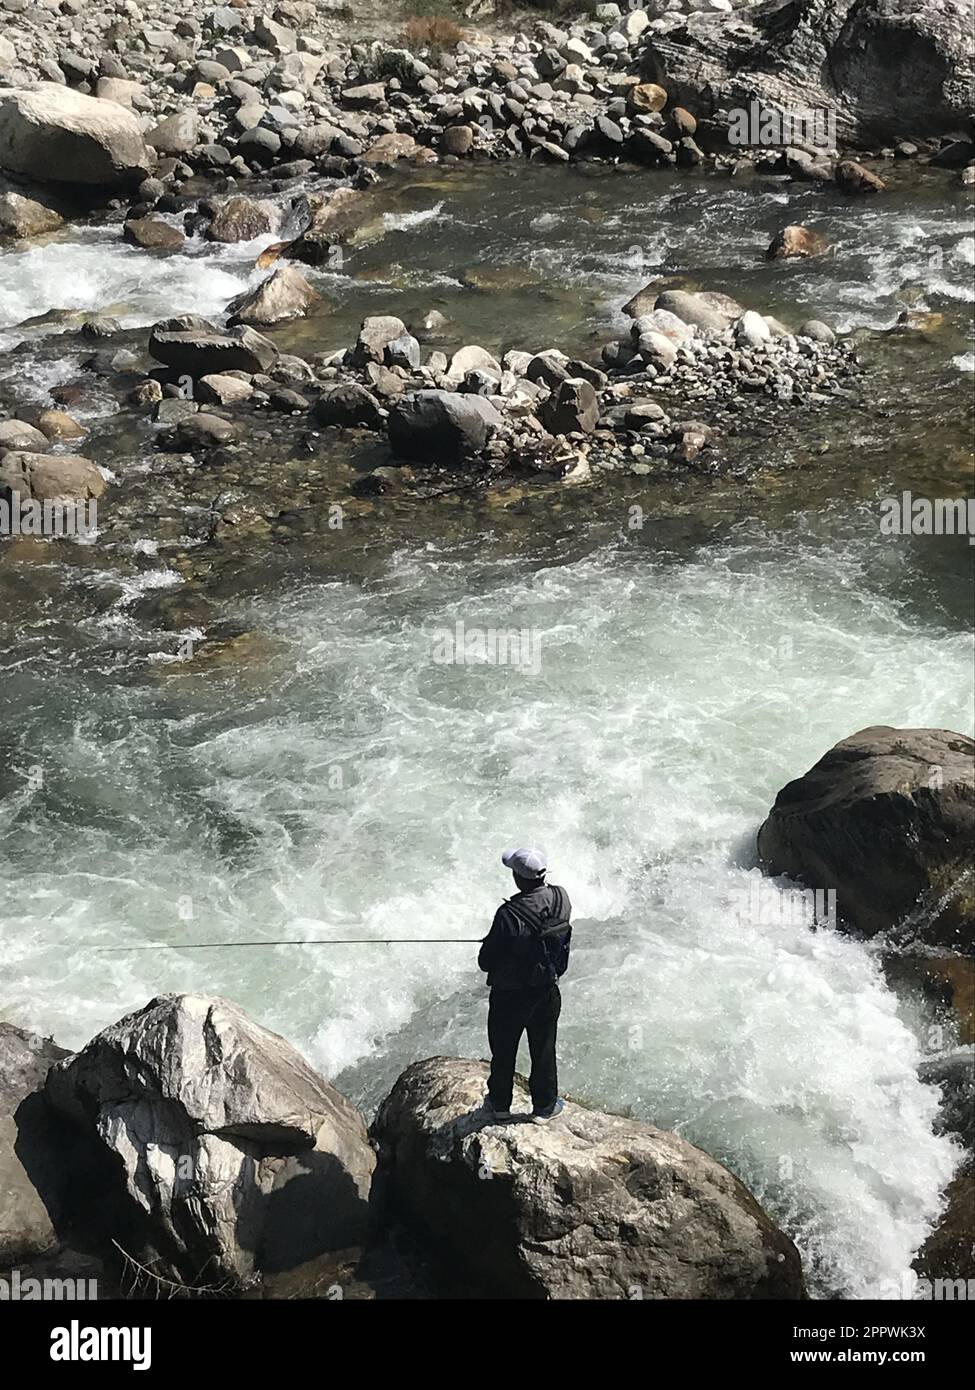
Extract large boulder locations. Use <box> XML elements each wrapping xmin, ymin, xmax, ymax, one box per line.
<box><xmin>373</xmin><ymin>1058</ymin><xmax>804</xmax><ymax>1299</ymax></box>
<box><xmin>757</xmin><ymin>727</ymin><xmax>975</xmax><ymax>949</ymax></box>
<box><xmin>0</xmin><ymin>84</ymin><xmax>150</xmax><ymax>187</ymax></box>
<box><xmin>388</xmin><ymin>390</ymin><xmax>503</xmax><ymax>466</ymax></box>
<box><xmin>148</xmin><ymin>316</ymin><xmax>278</xmax><ymax>377</ymax></box>
<box><xmin>0</xmin><ymin>1024</ymin><xmax>71</xmax><ymax>1267</ymax></box>
<box><xmin>640</xmin><ymin>0</ymin><xmax>975</xmax><ymax>146</ymax></box>
<box><xmin>44</xmin><ymin>995</ymin><xmax>376</xmax><ymax>1288</ymax></box>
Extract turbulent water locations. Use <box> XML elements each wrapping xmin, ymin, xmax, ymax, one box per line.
<box><xmin>1</xmin><ymin>162</ymin><xmax>973</xmax><ymax>1300</ymax></box>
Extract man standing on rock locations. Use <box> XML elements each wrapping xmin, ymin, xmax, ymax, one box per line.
<box><xmin>478</xmin><ymin>848</ymin><xmax>572</xmax><ymax>1123</ymax></box>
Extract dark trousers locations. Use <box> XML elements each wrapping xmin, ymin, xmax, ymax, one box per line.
<box><xmin>487</xmin><ymin>983</ymin><xmax>561</xmax><ymax>1113</ymax></box>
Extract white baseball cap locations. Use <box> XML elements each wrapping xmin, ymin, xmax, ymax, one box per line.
<box><xmin>502</xmin><ymin>847</ymin><xmax>547</xmax><ymax>880</ymax></box>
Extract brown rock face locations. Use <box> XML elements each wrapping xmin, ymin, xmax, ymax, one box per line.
<box><xmin>757</xmin><ymin>727</ymin><xmax>975</xmax><ymax>949</ymax></box>
<box><xmin>835</xmin><ymin>159</ymin><xmax>886</xmax><ymax>194</ymax></box>
<box><xmin>627</xmin><ymin>82</ymin><xmax>667</xmax><ymax>113</ymax></box>
<box><xmin>766</xmin><ymin>224</ymin><xmax>830</xmax><ymax>259</ymax></box>
<box><xmin>372</xmin><ymin>1057</ymin><xmax>805</xmax><ymax>1299</ymax></box>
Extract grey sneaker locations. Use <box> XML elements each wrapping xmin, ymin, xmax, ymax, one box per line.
<box><xmin>533</xmin><ymin>1098</ymin><xmax>565</xmax><ymax>1122</ymax></box>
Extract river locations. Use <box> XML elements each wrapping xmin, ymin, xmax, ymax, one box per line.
<box><xmin>1</xmin><ymin>159</ymin><xmax>972</xmax><ymax>1299</ymax></box>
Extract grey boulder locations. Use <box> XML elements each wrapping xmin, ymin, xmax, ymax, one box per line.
<box><xmin>372</xmin><ymin>1057</ymin><xmax>805</xmax><ymax>1299</ymax></box>
<box><xmin>757</xmin><ymin>726</ymin><xmax>975</xmax><ymax>948</ymax></box>
<box><xmin>0</xmin><ymin>84</ymin><xmax>150</xmax><ymax>186</ymax></box>
<box><xmin>148</xmin><ymin>315</ymin><xmax>278</xmax><ymax>377</ymax></box>
<box><xmin>388</xmin><ymin>390</ymin><xmax>503</xmax><ymax>465</ymax></box>
<box><xmin>45</xmin><ymin>994</ymin><xmax>376</xmax><ymax>1288</ymax></box>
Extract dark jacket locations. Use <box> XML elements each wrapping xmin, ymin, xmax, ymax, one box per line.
<box><xmin>478</xmin><ymin>882</ymin><xmax>572</xmax><ymax>990</ymax></box>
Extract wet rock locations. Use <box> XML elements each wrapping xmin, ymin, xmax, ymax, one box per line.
<box><xmin>226</xmin><ymin>265</ymin><xmax>320</xmax><ymax>326</ymax></box>
<box><xmin>757</xmin><ymin>726</ymin><xmax>975</xmax><ymax>949</ymax></box>
<box><xmin>785</xmin><ymin>147</ymin><xmax>834</xmax><ymax>183</ymax></box>
<box><xmin>388</xmin><ymin>390</ymin><xmax>503</xmax><ymax>465</ymax></box>
<box><xmin>835</xmin><ymin>159</ymin><xmax>885</xmax><ymax>194</ymax></box>
<box><xmin>205</xmin><ymin>194</ymin><xmax>274</xmax><ymax>243</ymax></box>
<box><xmin>312</xmin><ymin>383</ymin><xmax>385</xmax><ymax>430</ymax></box>
<box><xmin>123</xmin><ymin>216</ymin><xmax>184</xmax><ymax>251</ymax></box>
<box><xmin>196</xmin><ymin>374</ymin><xmax>254</xmax><ymax>406</ymax></box>
<box><xmin>539</xmin><ymin>378</ymin><xmax>599</xmax><ymax>435</ymax></box>
<box><xmin>0</xmin><ymin>419</ymin><xmax>49</xmax><ymax>452</ymax></box>
<box><xmin>149</xmin><ymin>316</ymin><xmax>278</xmax><ymax>377</ymax></box>
<box><xmin>0</xmin><ymin>83</ymin><xmax>150</xmax><ymax>186</ymax></box>
<box><xmin>914</xmin><ymin>1166</ymin><xmax>975</xmax><ymax>1282</ymax></box>
<box><xmin>628</xmin><ymin>129</ymin><xmax>673</xmax><ymax>165</ymax></box>
<box><xmin>797</xmin><ymin>319</ymin><xmax>835</xmax><ymax>342</ymax></box>
<box><xmin>175</xmin><ymin>413</ymin><xmax>238</xmax><ymax>449</ymax></box>
<box><xmin>0</xmin><ymin>451</ymin><xmax>105</xmax><ymax>502</ymax></box>
<box><xmin>44</xmin><ymin>994</ymin><xmax>376</xmax><ymax>1289</ymax></box>
<box><xmin>34</xmin><ymin>409</ymin><xmax>85</xmax><ymax>442</ymax></box>
<box><xmin>372</xmin><ymin>1056</ymin><xmax>804</xmax><ymax>1299</ymax></box>
<box><xmin>152</xmin><ymin>398</ymin><xmax>197</xmax><ymax>426</ymax></box>
<box><xmin>766</xmin><ymin>225</ymin><xmax>829</xmax><ymax>260</ymax></box>
<box><xmin>80</xmin><ymin>315</ymin><xmax>120</xmax><ymax>340</ymax></box>
<box><xmin>0</xmin><ymin>187</ymin><xmax>64</xmax><ymax>239</ymax></box>
<box><xmin>291</xmin><ymin>187</ymin><xmax>367</xmax><ymax>262</ymax></box>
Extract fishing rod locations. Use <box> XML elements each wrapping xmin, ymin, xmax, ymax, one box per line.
<box><xmin>94</xmin><ymin>938</ymin><xmax>484</xmax><ymax>953</ymax></box>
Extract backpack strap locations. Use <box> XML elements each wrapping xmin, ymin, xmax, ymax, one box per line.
<box><xmin>504</xmin><ymin>887</ymin><xmax>570</xmax><ymax>938</ymax></box>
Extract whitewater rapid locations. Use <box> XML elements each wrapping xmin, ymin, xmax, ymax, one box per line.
<box><xmin>2</xmin><ymin>513</ymin><xmax>971</xmax><ymax>1298</ymax></box>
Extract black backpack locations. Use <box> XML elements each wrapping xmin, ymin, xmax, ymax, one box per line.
<box><xmin>504</xmin><ymin>886</ymin><xmax>571</xmax><ymax>984</ymax></box>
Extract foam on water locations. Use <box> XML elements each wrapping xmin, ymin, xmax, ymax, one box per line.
<box><xmin>0</xmin><ymin>227</ymin><xmax>271</xmax><ymax>348</ymax></box>
<box><xmin>1</xmin><ymin>517</ymin><xmax>970</xmax><ymax>1298</ymax></box>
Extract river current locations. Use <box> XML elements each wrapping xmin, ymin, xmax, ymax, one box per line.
<box><xmin>1</xmin><ymin>161</ymin><xmax>973</xmax><ymax>1299</ymax></box>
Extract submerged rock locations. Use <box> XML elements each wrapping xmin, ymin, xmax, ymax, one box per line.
<box><xmin>757</xmin><ymin>726</ymin><xmax>975</xmax><ymax>949</ymax></box>
<box><xmin>835</xmin><ymin>159</ymin><xmax>886</xmax><ymax>195</ymax></box>
<box><xmin>372</xmin><ymin>1056</ymin><xmax>805</xmax><ymax>1299</ymax></box>
<box><xmin>44</xmin><ymin>994</ymin><xmax>376</xmax><ymax>1289</ymax></box>
<box><xmin>766</xmin><ymin>225</ymin><xmax>829</xmax><ymax>260</ymax></box>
